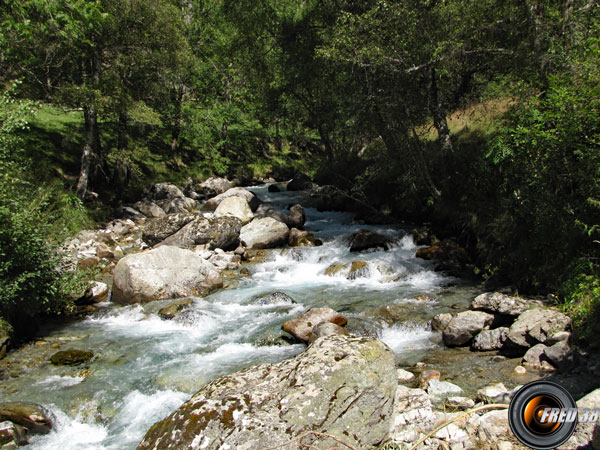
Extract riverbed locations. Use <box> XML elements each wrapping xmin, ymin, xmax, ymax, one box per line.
<box><xmin>0</xmin><ymin>184</ymin><xmax>539</xmax><ymax>449</ymax></box>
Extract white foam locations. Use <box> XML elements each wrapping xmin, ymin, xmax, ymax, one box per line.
<box><xmin>27</xmin><ymin>408</ymin><xmax>107</xmax><ymax>450</ymax></box>
<box><xmin>36</xmin><ymin>375</ymin><xmax>86</xmax><ymax>387</ymax></box>
<box><xmin>379</xmin><ymin>322</ymin><xmax>436</xmax><ymax>354</ymax></box>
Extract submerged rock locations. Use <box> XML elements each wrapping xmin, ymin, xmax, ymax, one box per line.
<box><xmin>158</xmin><ymin>299</ymin><xmax>193</xmax><ymax>320</ymax></box>
<box><xmin>0</xmin><ymin>403</ymin><xmax>53</xmax><ymax>435</ymax></box>
<box><xmin>239</xmin><ymin>217</ymin><xmax>289</xmax><ymax>249</ymax></box>
<box><xmin>251</xmin><ymin>292</ymin><xmax>296</xmax><ymax>306</ymax></box>
<box><xmin>112</xmin><ymin>246</ymin><xmax>222</xmax><ymax>304</ymax></box>
<box><xmin>324</xmin><ymin>262</ymin><xmax>347</xmax><ymax>276</ymax></box>
<box><xmin>288</xmin><ymin>228</ymin><xmax>322</xmax><ymax>247</ymax></box>
<box><xmin>50</xmin><ymin>349</ymin><xmax>94</xmax><ymax>366</ymax></box>
<box><xmin>268</xmin><ymin>183</ymin><xmax>281</xmax><ymax>192</ymax></box>
<box><xmin>137</xmin><ymin>335</ymin><xmax>397</xmax><ymax>450</ymax></box>
<box><xmin>282</xmin><ymin>308</ymin><xmax>348</xmax><ymax>343</ymax></box>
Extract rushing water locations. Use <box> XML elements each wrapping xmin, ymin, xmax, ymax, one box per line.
<box><xmin>0</xmin><ymin>184</ymin><xmax>489</xmax><ymax>449</ymax></box>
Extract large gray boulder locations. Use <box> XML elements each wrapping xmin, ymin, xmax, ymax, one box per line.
<box><xmin>112</xmin><ymin>246</ymin><xmax>222</xmax><ymax>304</ymax></box>
<box><xmin>471</xmin><ymin>292</ymin><xmax>544</xmax><ymax>317</ymax></box>
<box><xmin>214</xmin><ymin>196</ymin><xmax>254</xmax><ymax>224</ymax></box>
<box><xmin>196</xmin><ymin>176</ymin><xmax>233</xmax><ymax>198</ymax></box>
<box><xmin>442</xmin><ymin>311</ymin><xmax>495</xmax><ymax>347</ymax></box>
<box><xmin>137</xmin><ymin>335</ymin><xmax>397</xmax><ymax>450</ymax></box>
<box><xmin>142</xmin><ymin>213</ymin><xmax>195</xmax><ymax>247</ymax></box>
<box><xmin>204</xmin><ymin>187</ymin><xmax>260</xmax><ymax>212</ymax></box>
<box><xmin>505</xmin><ymin>308</ymin><xmax>571</xmax><ymax>354</ymax></box>
<box><xmin>158</xmin><ymin>216</ymin><xmax>242</xmax><ymax>251</ymax></box>
<box><xmin>240</xmin><ymin>217</ymin><xmax>289</xmax><ymax>249</ymax></box>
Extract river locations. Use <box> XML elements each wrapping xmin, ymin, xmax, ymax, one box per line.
<box><xmin>0</xmin><ymin>184</ymin><xmax>514</xmax><ymax>449</ymax></box>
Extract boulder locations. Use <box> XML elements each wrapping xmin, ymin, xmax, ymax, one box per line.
<box><xmin>251</xmin><ymin>292</ymin><xmax>296</xmax><ymax>306</ymax></box>
<box><xmin>158</xmin><ymin>216</ymin><xmax>242</xmax><ymax>251</ymax></box>
<box><xmin>471</xmin><ymin>327</ymin><xmax>509</xmax><ymax>351</ymax></box>
<box><xmin>0</xmin><ymin>403</ymin><xmax>53</xmax><ymax>435</ymax></box>
<box><xmin>347</xmin><ymin>260</ymin><xmax>370</xmax><ymax>280</ymax></box>
<box><xmin>268</xmin><ymin>184</ymin><xmax>281</xmax><ymax>192</ymax></box>
<box><xmin>134</xmin><ymin>200</ymin><xmax>166</xmax><ymax>218</ymax></box>
<box><xmin>89</xmin><ymin>281</ymin><xmax>109</xmax><ymax>303</ymax></box>
<box><xmin>240</xmin><ymin>217</ymin><xmax>289</xmax><ymax>249</ymax></box>
<box><xmin>286</xmin><ymin>173</ymin><xmax>313</xmax><ymax>191</ymax></box>
<box><xmin>214</xmin><ymin>196</ymin><xmax>254</xmax><ymax>224</ymax></box>
<box><xmin>418</xmin><ymin>369</ymin><xmax>441</xmax><ymax>389</ymax></box>
<box><xmin>426</xmin><ymin>379</ymin><xmax>464</xmax><ymax>403</ymax></box>
<box><xmin>389</xmin><ymin>386</ymin><xmax>436</xmax><ymax>445</ymax></box>
<box><xmin>543</xmin><ymin>340</ymin><xmax>574</xmax><ymax>370</ymax></box>
<box><xmin>142</xmin><ymin>213</ymin><xmax>195</xmax><ymax>247</ymax></box>
<box><xmin>204</xmin><ymin>187</ymin><xmax>260</xmax><ymax>212</ymax></box>
<box><xmin>348</xmin><ymin>229</ymin><xmax>393</xmax><ymax>252</ymax></box>
<box><xmin>445</xmin><ymin>397</ymin><xmax>475</xmax><ymax>410</ymax></box>
<box><xmin>431</xmin><ymin>313</ymin><xmax>454</xmax><ymax>332</ymax></box>
<box><xmin>521</xmin><ymin>344</ymin><xmax>555</xmax><ymax>371</ymax></box>
<box><xmin>0</xmin><ymin>420</ymin><xmax>28</xmax><ymax>447</ymax></box>
<box><xmin>442</xmin><ymin>311</ymin><xmax>495</xmax><ymax>347</ymax></box>
<box><xmin>114</xmin><ymin>206</ymin><xmax>144</xmax><ymax>221</ymax></box>
<box><xmin>282</xmin><ymin>308</ymin><xmax>348</xmax><ymax>343</ymax></box>
<box><xmin>196</xmin><ymin>177</ymin><xmax>233</xmax><ymax>198</ymax></box>
<box><xmin>254</xmin><ymin>203</ymin><xmax>306</xmax><ymax>229</ymax></box>
<box><xmin>415</xmin><ymin>239</ymin><xmax>470</xmax><ymax>264</ymax></box>
<box><xmin>397</xmin><ymin>369</ymin><xmax>416</xmax><ymax>384</ymax></box>
<box><xmin>137</xmin><ymin>335</ymin><xmax>397</xmax><ymax>450</ymax></box>
<box><xmin>146</xmin><ymin>182</ymin><xmax>185</xmax><ymax>201</ymax></box>
<box><xmin>478</xmin><ymin>410</ymin><xmax>510</xmax><ymax>442</ymax></box>
<box><xmin>471</xmin><ymin>292</ymin><xmax>544</xmax><ymax>317</ymax></box>
<box><xmin>477</xmin><ymin>383</ymin><xmax>509</xmax><ymax>404</ymax></box>
<box><xmin>158</xmin><ymin>299</ymin><xmax>193</xmax><ymax>320</ymax></box>
<box><xmin>308</xmin><ymin>322</ymin><xmax>349</xmax><ymax>343</ymax></box>
<box><xmin>288</xmin><ymin>228</ymin><xmax>322</xmax><ymax>247</ymax></box>
<box><xmin>50</xmin><ymin>349</ymin><xmax>94</xmax><ymax>366</ymax></box>
<box><xmin>505</xmin><ymin>308</ymin><xmax>571</xmax><ymax>354</ymax></box>
<box><xmin>162</xmin><ymin>197</ymin><xmax>197</xmax><ymax>215</ymax></box>
<box><xmin>112</xmin><ymin>246</ymin><xmax>222</xmax><ymax>304</ymax></box>
<box><xmin>559</xmin><ymin>388</ymin><xmax>600</xmax><ymax>450</ymax></box>
<box><xmin>324</xmin><ymin>262</ymin><xmax>347</xmax><ymax>276</ymax></box>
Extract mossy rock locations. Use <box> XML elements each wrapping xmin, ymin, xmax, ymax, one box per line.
<box><xmin>347</xmin><ymin>260</ymin><xmax>370</xmax><ymax>280</ymax></box>
<box><xmin>158</xmin><ymin>298</ymin><xmax>193</xmax><ymax>320</ymax></box>
<box><xmin>324</xmin><ymin>262</ymin><xmax>347</xmax><ymax>276</ymax></box>
<box><xmin>50</xmin><ymin>349</ymin><xmax>94</xmax><ymax>366</ymax></box>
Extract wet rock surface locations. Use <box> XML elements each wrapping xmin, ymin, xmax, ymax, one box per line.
<box><xmin>49</xmin><ymin>349</ymin><xmax>94</xmax><ymax>366</ymax></box>
<box><xmin>282</xmin><ymin>308</ymin><xmax>348</xmax><ymax>343</ymax></box>
<box><xmin>0</xmin><ymin>403</ymin><xmax>53</xmax><ymax>435</ymax></box>
<box><xmin>137</xmin><ymin>335</ymin><xmax>397</xmax><ymax>450</ymax></box>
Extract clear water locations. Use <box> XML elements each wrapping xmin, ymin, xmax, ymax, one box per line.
<box><xmin>0</xmin><ymin>184</ymin><xmax>482</xmax><ymax>449</ymax></box>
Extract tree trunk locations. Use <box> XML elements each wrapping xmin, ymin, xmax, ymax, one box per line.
<box><xmin>429</xmin><ymin>68</ymin><xmax>453</xmax><ymax>155</ymax></box>
<box><xmin>76</xmin><ymin>105</ymin><xmax>97</xmax><ymax>199</ymax></box>
<box><xmin>170</xmin><ymin>86</ymin><xmax>183</xmax><ymax>153</ymax></box>
<box><xmin>76</xmin><ymin>50</ymin><xmax>101</xmax><ymax>200</ymax></box>
<box><xmin>117</xmin><ymin>111</ymin><xmax>128</xmax><ymax>151</ymax></box>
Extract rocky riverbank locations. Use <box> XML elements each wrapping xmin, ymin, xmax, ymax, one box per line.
<box><xmin>0</xmin><ymin>174</ymin><xmax>599</xmax><ymax>449</ymax></box>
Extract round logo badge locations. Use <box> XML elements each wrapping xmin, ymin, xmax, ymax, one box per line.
<box><xmin>509</xmin><ymin>380</ymin><xmax>578</xmax><ymax>449</ymax></box>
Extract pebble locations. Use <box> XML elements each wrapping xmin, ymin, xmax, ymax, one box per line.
<box><xmin>397</xmin><ymin>368</ymin><xmax>416</xmax><ymax>384</ymax></box>
<box><xmin>513</xmin><ymin>365</ymin><xmax>527</xmax><ymax>375</ymax></box>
